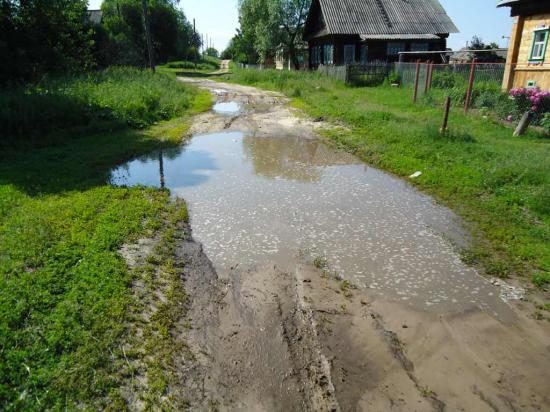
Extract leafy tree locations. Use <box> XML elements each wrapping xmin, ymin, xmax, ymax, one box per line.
<box><xmin>222</xmin><ymin>29</ymin><xmax>258</xmax><ymax>63</ymax></box>
<box><xmin>0</xmin><ymin>0</ymin><xmax>94</xmax><ymax>84</ymax></box>
<box><xmin>206</xmin><ymin>47</ymin><xmax>219</xmax><ymax>58</ymax></box>
<box><xmin>468</xmin><ymin>36</ymin><xmax>504</xmax><ymax>62</ymax></box>
<box><xmin>100</xmin><ymin>0</ymin><xmax>197</xmax><ymax>66</ymax></box>
<box><xmin>238</xmin><ymin>0</ymin><xmax>310</xmax><ymax>67</ymax></box>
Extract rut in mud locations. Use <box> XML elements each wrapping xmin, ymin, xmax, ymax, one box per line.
<box><xmin>114</xmin><ymin>78</ymin><xmax>550</xmax><ymax>411</ymax></box>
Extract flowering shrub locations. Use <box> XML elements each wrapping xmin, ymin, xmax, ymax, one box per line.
<box><xmin>508</xmin><ymin>87</ymin><xmax>550</xmax><ymax>125</ymax></box>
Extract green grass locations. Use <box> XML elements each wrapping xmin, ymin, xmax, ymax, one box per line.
<box><xmin>0</xmin><ymin>67</ymin><xmax>207</xmax><ymax>148</ymax></box>
<box><xmin>224</xmin><ymin>68</ymin><xmax>550</xmax><ymax>285</ymax></box>
<box><xmin>0</xmin><ymin>71</ymin><xmax>211</xmax><ymax>410</ymax></box>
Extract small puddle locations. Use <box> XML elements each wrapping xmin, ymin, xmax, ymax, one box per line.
<box><xmin>213</xmin><ymin>101</ymin><xmax>241</xmax><ymax>116</ymax></box>
<box><xmin>111</xmin><ymin>131</ymin><xmax>512</xmax><ymax>317</ymax></box>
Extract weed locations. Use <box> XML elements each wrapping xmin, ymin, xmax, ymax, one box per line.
<box><xmin>420</xmin><ymin>386</ymin><xmax>433</xmax><ymax>397</ymax></box>
<box><xmin>532</xmin><ymin>272</ymin><xmax>550</xmax><ymax>289</ymax></box>
<box><xmin>313</xmin><ymin>256</ymin><xmax>328</xmax><ymax>269</ymax></box>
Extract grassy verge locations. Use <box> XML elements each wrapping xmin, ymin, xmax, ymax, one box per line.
<box><xmin>223</xmin><ymin>69</ymin><xmax>550</xmax><ymax>288</ymax></box>
<box><xmin>0</xmin><ymin>70</ymin><xmax>211</xmax><ymax>410</ymax></box>
<box><xmin>0</xmin><ymin>67</ymin><xmax>211</xmax><ymax>148</ymax></box>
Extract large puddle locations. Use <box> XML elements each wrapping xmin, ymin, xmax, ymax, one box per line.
<box><xmin>111</xmin><ymin>131</ymin><xmax>512</xmax><ymax>316</ymax></box>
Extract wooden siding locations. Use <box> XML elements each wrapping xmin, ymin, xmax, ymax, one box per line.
<box><xmin>308</xmin><ymin>35</ymin><xmax>446</xmax><ymax>67</ymax></box>
<box><xmin>503</xmin><ymin>14</ymin><xmax>550</xmax><ymax>89</ymax></box>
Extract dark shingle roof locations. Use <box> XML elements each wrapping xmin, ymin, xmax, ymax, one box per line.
<box><xmin>315</xmin><ymin>0</ymin><xmax>458</xmax><ymax>36</ymax></box>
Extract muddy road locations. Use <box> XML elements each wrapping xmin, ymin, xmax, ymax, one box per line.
<box><xmin>113</xmin><ymin>79</ymin><xmax>550</xmax><ymax>411</ymax></box>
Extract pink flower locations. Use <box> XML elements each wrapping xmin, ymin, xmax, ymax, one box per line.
<box><xmin>507</xmin><ymin>115</ymin><xmax>513</xmax><ymax>122</ymax></box>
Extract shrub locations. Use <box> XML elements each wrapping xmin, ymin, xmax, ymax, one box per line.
<box><xmin>432</xmin><ymin>69</ymin><xmax>464</xmax><ymax>89</ymax></box>
<box><xmin>0</xmin><ymin>67</ymin><xmax>194</xmax><ymax>145</ymax></box>
<box><xmin>508</xmin><ymin>87</ymin><xmax>550</xmax><ymax>125</ymax></box>
<box><xmin>386</xmin><ymin>71</ymin><xmax>401</xmax><ymax>85</ymax></box>
<box><xmin>532</xmin><ymin>272</ymin><xmax>550</xmax><ymax>289</ymax></box>
<box><xmin>542</xmin><ymin>113</ymin><xmax>550</xmax><ymax>135</ymax></box>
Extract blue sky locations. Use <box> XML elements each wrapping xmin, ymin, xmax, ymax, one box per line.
<box><xmin>88</xmin><ymin>0</ymin><xmax>514</xmax><ymax>52</ymax></box>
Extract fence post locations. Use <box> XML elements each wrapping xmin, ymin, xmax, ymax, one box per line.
<box><xmin>464</xmin><ymin>59</ymin><xmax>477</xmax><ymax>113</ymax></box>
<box><xmin>424</xmin><ymin>60</ymin><xmax>432</xmax><ymax>94</ymax></box>
<box><xmin>413</xmin><ymin>60</ymin><xmax>421</xmax><ymax>103</ymax></box>
<box><xmin>441</xmin><ymin>96</ymin><xmax>451</xmax><ymax>133</ymax></box>
<box><xmin>427</xmin><ymin>62</ymin><xmax>434</xmax><ymax>92</ymax></box>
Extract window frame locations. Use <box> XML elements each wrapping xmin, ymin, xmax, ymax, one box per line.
<box><xmin>323</xmin><ymin>44</ymin><xmax>334</xmax><ymax>65</ymax></box>
<box><xmin>360</xmin><ymin>45</ymin><xmax>369</xmax><ymax>64</ymax></box>
<box><xmin>529</xmin><ymin>28</ymin><xmax>549</xmax><ymax>62</ymax></box>
<box><xmin>344</xmin><ymin>44</ymin><xmax>356</xmax><ymax>64</ymax></box>
<box><xmin>411</xmin><ymin>42</ymin><xmax>429</xmax><ymax>52</ymax></box>
<box><xmin>387</xmin><ymin>42</ymin><xmax>406</xmax><ymax>56</ymax></box>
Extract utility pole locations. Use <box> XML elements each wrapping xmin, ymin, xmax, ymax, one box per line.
<box><xmin>193</xmin><ymin>18</ymin><xmax>198</xmax><ymax>69</ymax></box>
<box><xmin>141</xmin><ymin>0</ymin><xmax>155</xmax><ymax>71</ymax></box>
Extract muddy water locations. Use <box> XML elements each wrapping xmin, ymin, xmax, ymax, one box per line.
<box><xmin>213</xmin><ymin>101</ymin><xmax>241</xmax><ymax>116</ymax></box>
<box><xmin>111</xmin><ymin>130</ymin><xmax>514</xmax><ymax>317</ymax></box>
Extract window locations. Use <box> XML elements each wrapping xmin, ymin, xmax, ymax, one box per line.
<box><xmin>411</xmin><ymin>43</ymin><xmax>429</xmax><ymax>52</ymax></box>
<box><xmin>344</xmin><ymin>45</ymin><xmax>356</xmax><ymax>64</ymax></box>
<box><xmin>530</xmin><ymin>29</ymin><xmax>549</xmax><ymax>61</ymax></box>
<box><xmin>387</xmin><ymin>42</ymin><xmax>405</xmax><ymax>56</ymax></box>
<box><xmin>360</xmin><ymin>45</ymin><xmax>369</xmax><ymax>64</ymax></box>
<box><xmin>312</xmin><ymin>46</ymin><xmax>322</xmax><ymax>64</ymax></box>
<box><xmin>323</xmin><ymin>44</ymin><xmax>334</xmax><ymax>65</ymax></box>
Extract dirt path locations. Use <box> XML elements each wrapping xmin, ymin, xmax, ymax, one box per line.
<box><xmin>126</xmin><ymin>78</ymin><xmax>550</xmax><ymax>411</ymax></box>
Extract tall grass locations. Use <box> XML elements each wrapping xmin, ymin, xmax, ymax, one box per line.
<box><xmin>0</xmin><ymin>67</ymin><xmax>199</xmax><ymax>146</ymax></box>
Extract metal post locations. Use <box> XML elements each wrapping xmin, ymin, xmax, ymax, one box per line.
<box><xmin>413</xmin><ymin>60</ymin><xmax>421</xmax><ymax>103</ymax></box>
<box><xmin>464</xmin><ymin>59</ymin><xmax>477</xmax><ymax>113</ymax></box>
<box><xmin>441</xmin><ymin>96</ymin><xmax>451</xmax><ymax>133</ymax></box>
<box><xmin>427</xmin><ymin>62</ymin><xmax>435</xmax><ymax>92</ymax></box>
<box><xmin>193</xmin><ymin>18</ymin><xmax>197</xmax><ymax>69</ymax></box>
<box><xmin>424</xmin><ymin>60</ymin><xmax>432</xmax><ymax>94</ymax></box>
<box><xmin>142</xmin><ymin>0</ymin><xmax>155</xmax><ymax>71</ymax></box>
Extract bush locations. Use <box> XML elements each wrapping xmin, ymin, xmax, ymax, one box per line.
<box><xmin>508</xmin><ymin>87</ymin><xmax>550</xmax><ymax>125</ymax></box>
<box><xmin>166</xmin><ymin>58</ymin><xmax>220</xmax><ymax>71</ymax></box>
<box><xmin>0</xmin><ymin>67</ymin><xmax>194</xmax><ymax>145</ymax></box>
<box><xmin>432</xmin><ymin>69</ymin><xmax>463</xmax><ymax>89</ymax></box>
<box><xmin>542</xmin><ymin>113</ymin><xmax>550</xmax><ymax>135</ymax></box>
<box><xmin>532</xmin><ymin>272</ymin><xmax>550</xmax><ymax>289</ymax></box>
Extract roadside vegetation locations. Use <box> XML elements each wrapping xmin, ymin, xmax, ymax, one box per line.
<box><xmin>224</xmin><ymin>68</ymin><xmax>550</xmax><ymax>287</ymax></box>
<box><xmin>0</xmin><ymin>69</ymin><xmax>210</xmax><ymax>409</ymax></box>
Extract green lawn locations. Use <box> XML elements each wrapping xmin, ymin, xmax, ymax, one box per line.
<box><xmin>0</xmin><ymin>69</ymin><xmax>210</xmax><ymax>410</ymax></box>
<box><xmin>224</xmin><ymin>69</ymin><xmax>550</xmax><ymax>287</ymax></box>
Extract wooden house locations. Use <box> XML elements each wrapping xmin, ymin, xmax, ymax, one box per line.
<box><xmin>498</xmin><ymin>0</ymin><xmax>550</xmax><ymax>90</ymax></box>
<box><xmin>303</xmin><ymin>0</ymin><xmax>458</xmax><ymax>68</ymax></box>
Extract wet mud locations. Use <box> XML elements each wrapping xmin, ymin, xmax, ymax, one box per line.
<box><xmin>114</xmin><ymin>78</ymin><xmax>550</xmax><ymax>411</ymax></box>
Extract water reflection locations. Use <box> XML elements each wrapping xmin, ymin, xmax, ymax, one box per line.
<box><xmin>242</xmin><ymin>136</ymin><xmax>361</xmax><ymax>182</ymax></box>
<box><xmin>110</xmin><ymin>144</ymin><xmax>218</xmax><ymax>188</ymax></box>
<box><xmin>110</xmin><ymin>131</ymin><xmax>511</xmax><ymax>316</ymax></box>
<box><xmin>213</xmin><ymin>101</ymin><xmax>241</xmax><ymax>116</ymax></box>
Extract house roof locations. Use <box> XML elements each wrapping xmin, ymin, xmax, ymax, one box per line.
<box><xmin>496</xmin><ymin>0</ymin><xmax>521</xmax><ymax>7</ymax></box>
<box><xmin>306</xmin><ymin>0</ymin><xmax>458</xmax><ymax>38</ymax></box>
<box><xmin>306</xmin><ymin>0</ymin><xmax>458</xmax><ymax>36</ymax></box>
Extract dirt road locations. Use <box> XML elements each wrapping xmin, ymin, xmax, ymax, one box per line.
<box><xmin>121</xmin><ymin>78</ymin><xmax>550</xmax><ymax>411</ymax></box>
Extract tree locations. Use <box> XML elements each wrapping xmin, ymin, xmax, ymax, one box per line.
<box><xmin>238</xmin><ymin>0</ymin><xmax>310</xmax><ymax>68</ymax></box>
<box><xmin>100</xmin><ymin>0</ymin><xmax>196</xmax><ymax>66</ymax></box>
<box><xmin>206</xmin><ymin>47</ymin><xmax>219</xmax><ymax>58</ymax></box>
<box><xmin>0</xmin><ymin>0</ymin><xmax>94</xmax><ymax>84</ymax></box>
<box><xmin>468</xmin><ymin>36</ymin><xmax>504</xmax><ymax>62</ymax></box>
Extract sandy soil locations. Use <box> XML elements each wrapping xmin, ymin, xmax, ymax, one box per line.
<box><xmin>119</xmin><ymin>78</ymin><xmax>550</xmax><ymax>411</ymax></box>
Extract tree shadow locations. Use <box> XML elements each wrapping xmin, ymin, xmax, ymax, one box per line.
<box><xmin>0</xmin><ymin>126</ymin><xmax>180</xmax><ymax>196</ymax></box>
